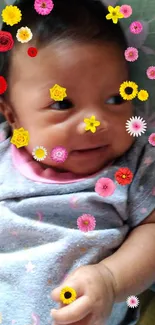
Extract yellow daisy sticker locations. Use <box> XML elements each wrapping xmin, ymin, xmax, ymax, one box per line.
<box><xmin>60</xmin><ymin>286</ymin><xmax>77</xmax><ymax>305</ymax></box>
<box><xmin>137</xmin><ymin>89</ymin><xmax>149</xmax><ymax>101</ymax></box>
<box><xmin>10</xmin><ymin>127</ymin><xmax>30</xmax><ymax>148</ymax></box>
<box><xmin>32</xmin><ymin>146</ymin><xmax>47</xmax><ymax>161</ymax></box>
<box><xmin>84</xmin><ymin>115</ymin><xmax>101</xmax><ymax>133</ymax></box>
<box><xmin>16</xmin><ymin>27</ymin><xmax>33</xmax><ymax>43</ymax></box>
<box><xmin>1</xmin><ymin>5</ymin><xmax>22</xmax><ymax>26</ymax></box>
<box><xmin>50</xmin><ymin>84</ymin><xmax>67</xmax><ymax>101</ymax></box>
<box><xmin>106</xmin><ymin>6</ymin><xmax>124</xmax><ymax>24</ymax></box>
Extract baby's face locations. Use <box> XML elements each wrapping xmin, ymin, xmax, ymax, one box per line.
<box><xmin>5</xmin><ymin>41</ymin><xmax>134</xmax><ymax>175</ymax></box>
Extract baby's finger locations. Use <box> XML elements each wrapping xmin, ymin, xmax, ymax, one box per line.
<box><xmin>51</xmin><ymin>281</ymin><xmax>84</xmax><ymax>302</ymax></box>
<box><xmin>51</xmin><ymin>295</ymin><xmax>91</xmax><ymax>324</ymax></box>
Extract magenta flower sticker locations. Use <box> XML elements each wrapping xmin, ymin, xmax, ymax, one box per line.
<box><xmin>148</xmin><ymin>133</ymin><xmax>155</xmax><ymax>146</ymax></box>
<box><xmin>50</xmin><ymin>146</ymin><xmax>68</xmax><ymax>163</ymax></box>
<box><xmin>146</xmin><ymin>66</ymin><xmax>155</xmax><ymax>80</ymax></box>
<box><xmin>77</xmin><ymin>214</ymin><xmax>96</xmax><ymax>232</ymax></box>
<box><xmin>124</xmin><ymin>47</ymin><xmax>138</xmax><ymax>62</ymax></box>
<box><xmin>34</xmin><ymin>0</ymin><xmax>54</xmax><ymax>15</ymax></box>
<box><xmin>120</xmin><ymin>5</ymin><xmax>132</xmax><ymax>18</ymax></box>
<box><xmin>95</xmin><ymin>177</ymin><xmax>116</xmax><ymax>197</ymax></box>
<box><xmin>130</xmin><ymin>21</ymin><xmax>143</xmax><ymax>34</ymax></box>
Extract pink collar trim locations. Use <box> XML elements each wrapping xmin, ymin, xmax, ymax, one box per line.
<box><xmin>11</xmin><ymin>144</ymin><xmax>112</xmax><ymax>184</ymax></box>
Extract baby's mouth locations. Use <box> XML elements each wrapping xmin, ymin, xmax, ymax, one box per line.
<box><xmin>71</xmin><ymin>145</ymin><xmax>109</xmax><ymax>158</ymax></box>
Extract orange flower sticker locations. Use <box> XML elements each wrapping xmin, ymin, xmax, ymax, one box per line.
<box><xmin>115</xmin><ymin>167</ymin><xmax>133</xmax><ymax>185</ymax></box>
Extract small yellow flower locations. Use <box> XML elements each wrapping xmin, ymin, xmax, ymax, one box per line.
<box><xmin>1</xmin><ymin>5</ymin><xmax>22</xmax><ymax>26</ymax></box>
<box><xmin>106</xmin><ymin>6</ymin><xmax>124</xmax><ymax>24</ymax></box>
<box><xmin>84</xmin><ymin>115</ymin><xmax>101</xmax><ymax>133</ymax></box>
<box><xmin>119</xmin><ymin>81</ymin><xmax>138</xmax><ymax>100</ymax></box>
<box><xmin>137</xmin><ymin>89</ymin><xmax>149</xmax><ymax>101</ymax></box>
<box><xmin>32</xmin><ymin>146</ymin><xmax>47</xmax><ymax>161</ymax></box>
<box><xmin>16</xmin><ymin>27</ymin><xmax>33</xmax><ymax>43</ymax></box>
<box><xmin>10</xmin><ymin>127</ymin><xmax>30</xmax><ymax>148</ymax></box>
<box><xmin>60</xmin><ymin>287</ymin><xmax>77</xmax><ymax>305</ymax></box>
<box><xmin>50</xmin><ymin>84</ymin><xmax>67</xmax><ymax>101</ymax></box>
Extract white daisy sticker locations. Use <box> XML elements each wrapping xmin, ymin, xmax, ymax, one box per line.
<box><xmin>126</xmin><ymin>295</ymin><xmax>139</xmax><ymax>308</ymax></box>
<box><xmin>126</xmin><ymin>116</ymin><xmax>147</xmax><ymax>137</ymax></box>
<box><xmin>32</xmin><ymin>146</ymin><xmax>47</xmax><ymax>161</ymax></box>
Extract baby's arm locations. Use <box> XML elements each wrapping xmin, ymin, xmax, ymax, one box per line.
<box><xmin>98</xmin><ymin>210</ymin><xmax>155</xmax><ymax>302</ymax></box>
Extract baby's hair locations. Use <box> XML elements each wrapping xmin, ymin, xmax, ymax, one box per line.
<box><xmin>0</xmin><ymin>0</ymin><xmax>128</xmax><ymax>96</ymax></box>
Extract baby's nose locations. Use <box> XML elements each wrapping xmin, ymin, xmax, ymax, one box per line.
<box><xmin>76</xmin><ymin>116</ymin><xmax>109</xmax><ymax>135</ymax></box>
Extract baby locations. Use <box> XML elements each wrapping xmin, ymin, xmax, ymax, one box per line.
<box><xmin>0</xmin><ymin>0</ymin><xmax>155</xmax><ymax>324</ymax></box>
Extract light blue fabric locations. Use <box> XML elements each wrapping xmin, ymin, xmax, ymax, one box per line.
<box><xmin>0</xmin><ymin>121</ymin><xmax>155</xmax><ymax>324</ymax></box>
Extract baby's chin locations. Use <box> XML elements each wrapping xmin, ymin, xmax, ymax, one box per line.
<box><xmin>39</xmin><ymin>158</ymin><xmax>113</xmax><ymax>176</ymax></box>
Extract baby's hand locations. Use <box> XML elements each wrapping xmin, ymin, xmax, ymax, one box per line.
<box><xmin>51</xmin><ymin>264</ymin><xmax>115</xmax><ymax>325</ymax></box>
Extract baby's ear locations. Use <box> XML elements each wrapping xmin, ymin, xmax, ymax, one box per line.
<box><xmin>0</xmin><ymin>97</ymin><xmax>16</xmax><ymax>126</ymax></box>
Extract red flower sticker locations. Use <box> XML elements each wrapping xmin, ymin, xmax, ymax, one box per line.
<box><xmin>27</xmin><ymin>47</ymin><xmax>38</xmax><ymax>57</ymax></box>
<box><xmin>0</xmin><ymin>76</ymin><xmax>7</xmax><ymax>95</ymax></box>
<box><xmin>115</xmin><ymin>167</ymin><xmax>133</xmax><ymax>185</ymax></box>
<box><xmin>0</xmin><ymin>31</ymin><xmax>14</xmax><ymax>52</ymax></box>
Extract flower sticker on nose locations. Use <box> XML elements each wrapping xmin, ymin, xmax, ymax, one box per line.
<box><xmin>84</xmin><ymin>115</ymin><xmax>100</xmax><ymax>133</ymax></box>
<box><xmin>10</xmin><ymin>127</ymin><xmax>30</xmax><ymax>148</ymax></box>
<box><xmin>50</xmin><ymin>84</ymin><xmax>67</xmax><ymax>101</ymax></box>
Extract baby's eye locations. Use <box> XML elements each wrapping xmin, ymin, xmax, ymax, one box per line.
<box><xmin>106</xmin><ymin>94</ymin><xmax>125</xmax><ymax>105</ymax></box>
<box><xmin>50</xmin><ymin>99</ymin><xmax>73</xmax><ymax>110</ymax></box>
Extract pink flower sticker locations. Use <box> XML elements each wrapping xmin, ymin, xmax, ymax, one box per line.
<box><xmin>34</xmin><ymin>0</ymin><xmax>54</xmax><ymax>15</ymax></box>
<box><xmin>95</xmin><ymin>177</ymin><xmax>116</xmax><ymax>197</ymax></box>
<box><xmin>120</xmin><ymin>5</ymin><xmax>132</xmax><ymax>18</ymax></box>
<box><xmin>126</xmin><ymin>296</ymin><xmax>139</xmax><ymax>308</ymax></box>
<box><xmin>124</xmin><ymin>47</ymin><xmax>139</xmax><ymax>62</ymax></box>
<box><xmin>77</xmin><ymin>214</ymin><xmax>96</xmax><ymax>232</ymax></box>
<box><xmin>50</xmin><ymin>146</ymin><xmax>68</xmax><ymax>163</ymax></box>
<box><xmin>146</xmin><ymin>66</ymin><xmax>155</xmax><ymax>80</ymax></box>
<box><xmin>130</xmin><ymin>21</ymin><xmax>143</xmax><ymax>34</ymax></box>
<box><xmin>148</xmin><ymin>133</ymin><xmax>155</xmax><ymax>146</ymax></box>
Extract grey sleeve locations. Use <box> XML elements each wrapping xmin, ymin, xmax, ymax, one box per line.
<box><xmin>127</xmin><ymin>142</ymin><xmax>155</xmax><ymax>228</ymax></box>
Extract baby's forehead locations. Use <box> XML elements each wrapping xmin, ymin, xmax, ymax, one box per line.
<box><xmin>10</xmin><ymin>40</ymin><xmax>128</xmax><ymax>88</ymax></box>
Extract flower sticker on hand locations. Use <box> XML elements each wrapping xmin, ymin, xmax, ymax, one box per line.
<box><xmin>106</xmin><ymin>6</ymin><xmax>124</xmax><ymax>24</ymax></box>
<box><xmin>34</xmin><ymin>0</ymin><xmax>54</xmax><ymax>15</ymax></box>
<box><xmin>10</xmin><ymin>127</ymin><xmax>30</xmax><ymax>148</ymax></box>
<box><xmin>126</xmin><ymin>116</ymin><xmax>147</xmax><ymax>137</ymax></box>
<box><xmin>1</xmin><ymin>5</ymin><xmax>22</xmax><ymax>26</ymax></box>
<box><xmin>0</xmin><ymin>31</ymin><xmax>14</xmax><ymax>52</ymax></box>
<box><xmin>115</xmin><ymin>167</ymin><xmax>133</xmax><ymax>185</ymax></box>
<box><xmin>60</xmin><ymin>287</ymin><xmax>77</xmax><ymax>305</ymax></box>
<box><xmin>16</xmin><ymin>27</ymin><xmax>33</xmax><ymax>43</ymax></box>
<box><xmin>50</xmin><ymin>84</ymin><xmax>67</xmax><ymax>101</ymax></box>
<box><xmin>84</xmin><ymin>115</ymin><xmax>100</xmax><ymax>133</ymax></box>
